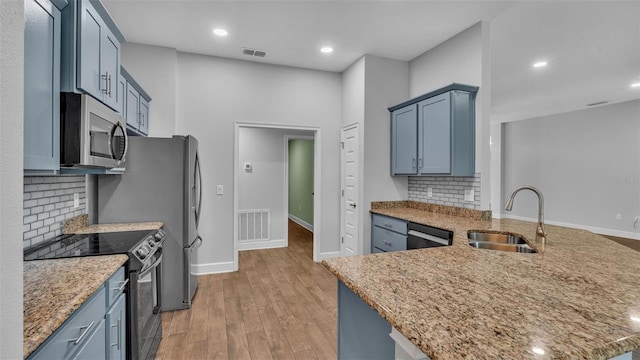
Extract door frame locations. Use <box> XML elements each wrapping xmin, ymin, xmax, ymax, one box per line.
<box><xmin>233</xmin><ymin>123</ymin><xmax>322</xmax><ymax>271</ymax></box>
<box><xmin>340</xmin><ymin>122</ymin><xmax>360</xmax><ymax>256</ymax></box>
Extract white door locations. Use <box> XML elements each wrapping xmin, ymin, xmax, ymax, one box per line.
<box><xmin>341</xmin><ymin>125</ymin><xmax>359</xmax><ymax>256</ymax></box>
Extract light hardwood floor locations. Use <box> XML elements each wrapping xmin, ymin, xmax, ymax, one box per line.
<box><xmin>155</xmin><ymin>221</ymin><xmax>337</xmax><ymax>360</ymax></box>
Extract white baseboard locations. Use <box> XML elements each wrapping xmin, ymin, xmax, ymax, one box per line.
<box><xmin>500</xmin><ymin>214</ymin><xmax>640</xmax><ymax>240</ymax></box>
<box><xmin>238</xmin><ymin>238</ymin><xmax>286</xmax><ymax>251</ymax></box>
<box><xmin>288</xmin><ymin>214</ymin><xmax>314</xmax><ymax>232</ymax></box>
<box><xmin>317</xmin><ymin>251</ymin><xmax>341</xmax><ymax>262</ymax></box>
<box><xmin>192</xmin><ymin>261</ymin><xmax>235</xmax><ymax>275</ymax></box>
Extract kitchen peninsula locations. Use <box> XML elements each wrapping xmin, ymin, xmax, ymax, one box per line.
<box><xmin>322</xmin><ymin>201</ymin><xmax>640</xmax><ymax>359</ymax></box>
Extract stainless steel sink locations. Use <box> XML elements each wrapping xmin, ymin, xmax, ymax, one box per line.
<box><xmin>468</xmin><ymin>241</ymin><xmax>537</xmax><ymax>253</ymax></box>
<box><xmin>467</xmin><ymin>231</ymin><xmax>527</xmax><ymax>245</ymax></box>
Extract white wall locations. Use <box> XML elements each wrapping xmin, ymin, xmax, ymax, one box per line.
<box><xmin>0</xmin><ymin>0</ymin><xmax>24</xmax><ymax>357</ymax></box>
<box><xmin>342</xmin><ymin>57</ymin><xmax>365</xmax><ymax>128</ymax></box>
<box><xmin>175</xmin><ymin>52</ymin><xmax>342</xmax><ymax>269</ymax></box>
<box><xmin>409</xmin><ymin>22</ymin><xmax>492</xmax><ymax>210</ymax></box>
<box><xmin>361</xmin><ymin>55</ymin><xmax>410</xmax><ymax>253</ymax></box>
<box><xmin>120</xmin><ymin>43</ymin><xmax>177</xmax><ymax>137</ymax></box>
<box><xmin>238</xmin><ymin>127</ymin><xmax>313</xmax><ymax>244</ymax></box>
<box><xmin>502</xmin><ymin>100</ymin><xmax>640</xmax><ymax>239</ymax></box>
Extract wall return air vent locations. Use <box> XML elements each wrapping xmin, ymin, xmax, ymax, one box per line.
<box><xmin>242</xmin><ymin>47</ymin><xmax>268</xmax><ymax>57</ymax></box>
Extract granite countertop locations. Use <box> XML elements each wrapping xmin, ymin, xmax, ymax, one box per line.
<box><xmin>63</xmin><ymin>214</ymin><xmax>163</xmax><ymax>234</ymax></box>
<box><xmin>322</xmin><ymin>201</ymin><xmax>640</xmax><ymax>359</ymax></box>
<box><xmin>23</xmin><ymin>255</ymin><xmax>128</xmax><ymax>358</ymax></box>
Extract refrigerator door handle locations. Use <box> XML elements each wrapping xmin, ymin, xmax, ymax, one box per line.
<box><xmin>194</xmin><ymin>235</ymin><xmax>203</xmax><ymax>249</ymax></box>
<box><xmin>194</xmin><ymin>152</ymin><xmax>202</xmax><ymax>227</ymax></box>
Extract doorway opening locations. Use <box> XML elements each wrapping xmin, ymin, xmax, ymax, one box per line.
<box><xmin>233</xmin><ymin>123</ymin><xmax>321</xmax><ymax>271</ymax></box>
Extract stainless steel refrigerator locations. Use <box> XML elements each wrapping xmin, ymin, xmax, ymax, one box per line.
<box><xmin>98</xmin><ymin>135</ymin><xmax>202</xmax><ymax>311</ymax></box>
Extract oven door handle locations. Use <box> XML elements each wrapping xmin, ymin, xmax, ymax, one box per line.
<box><xmin>139</xmin><ymin>251</ymin><xmax>163</xmax><ymax>279</ymax></box>
<box><xmin>407</xmin><ymin>230</ymin><xmax>450</xmax><ymax>246</ymax></box>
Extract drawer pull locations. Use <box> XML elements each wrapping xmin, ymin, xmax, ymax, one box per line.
<box><xmin>384</xmin><ymin>223</ymin><xmax>392</xmax><ymax>228</ymax></box>
<box><xmin>116</xmin><ymin>278</ymin><xmax>130</xmax><ymax>292</ymax></box>
<box><xmin>384</xmin><ymin>241</ymin><xmax>392</xmax><ymax>247</ymax></box>
<box><xmin>70</xmin><ymin>321</ymin><xmax>95</xmax><ymax>345</ymax></box>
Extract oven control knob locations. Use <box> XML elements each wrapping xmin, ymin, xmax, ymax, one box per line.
<box><xmin>153</xmin><ymin>231</ymin><xmax>164</xmax><ymax>242</ymax></box>
<box><xmin>147</xmin><ymin>239</ymin><xmax>155</xmax><ymax>247</ymax></box>
<box><xmin>137</xmin><ymin>247</ymin><xmax>148</xmax><ymax>259</ymax></box>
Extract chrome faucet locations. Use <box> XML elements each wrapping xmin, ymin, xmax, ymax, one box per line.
<box><xmin>504</xmin><ymin>186</ymin><xmax>546</xmax><ymax>250</ymax></box>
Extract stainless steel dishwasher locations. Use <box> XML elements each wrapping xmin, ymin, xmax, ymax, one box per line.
<box><xmin>407</xmin><ymin>222</ymin><xmax>453</xmax><ymax>249</ymax></box>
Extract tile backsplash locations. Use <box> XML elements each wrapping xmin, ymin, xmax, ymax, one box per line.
<box><xmin>408</xmin><ymin>173</ymin><xmax>481</xmax><ymax>210</ymax></box>
<box><xmin>23</xmin><ymin>176</ymin><xmax>86</xmax><ymax>248</ymax></box>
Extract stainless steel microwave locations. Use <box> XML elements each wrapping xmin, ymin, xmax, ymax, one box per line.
<box><xmin>60</xmin><ymin>93</ymin><xmax>127</xmax><ymax>169</ymax></box>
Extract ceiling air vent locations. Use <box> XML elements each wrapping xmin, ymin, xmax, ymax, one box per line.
<box><xmin>242</xmin><ymin>47</ymin><xmax>268</xmax><ymax>58</ymax></box>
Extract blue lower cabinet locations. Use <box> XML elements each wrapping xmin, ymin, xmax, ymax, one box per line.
<box><xmin>338</xmin><ymin>281</ymin><xmax>394</xmax><ymax>359</ymax></box>
<box><xmin>28</xmin><ymin>287</ymin><xmax>106</xmax><ymax>359</ymax></box>
<box><xmin>105</xmin><ymin>294</ymin><xmax>126</xmax><ymax>360</ymax></box>
<box><xmin>28</xmin><ymin>267</ymin><xmax>127</xmax><ymax>360</ymax></box>
<box><xmin>71</xmin><ymin>319</ymin><xmax>106</xmax><ymax>360</ymax></box>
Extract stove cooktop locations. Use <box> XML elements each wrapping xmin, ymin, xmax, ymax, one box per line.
<box><xmin>23</xmin><ymin>230</ymin><xmax>156</xmax><ymax>261</ymax></box>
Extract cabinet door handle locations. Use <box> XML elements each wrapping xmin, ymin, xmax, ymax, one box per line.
<box><xmin>111</xmin><ymin>319</ymin><xmax>121</xmax><ymax>350</ymax></box>
<box><xmin>70</xmin><ymin>321</ymin><xmax>95</xmax><ymax>345</ymax></box>
<box><xmin>141</xmin><ymin>113</ymin><xmax>145</xmax><ymax>127</ymax></box>
<box><xmin>101</xmin><ymin>72</ymin><xmax>109</xmax><ymax>94</ymax></box>
<box><xmin>349</xmin><ymin>202</ymin><xmax>356</xmax><ymax>208</ymax></box>
<box><xmin>412</xmin><ymin>157</ymin><xmax>416</xmax><ymax>169</ymax></box>
<box><xmin>108</xmin><ymin>74</ymin><xmax>112</xmax><ymax>97</ymax></box>
<box><xmin>116</xmin><ymin>278</ymin><xmax>129</xmax><ymax>292</ymax></box>
<box><xmin>418</xmin><ymin>158</ymin><xmax>423</xmax><ymax>170</ymax></box>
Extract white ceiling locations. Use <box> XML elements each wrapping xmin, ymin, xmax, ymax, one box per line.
<box><xmin>103</xmin><ymin>0</ymin><xmax>510</xmax><ymax>72</ymax></box>
<box><xmin>491</xmin><ymin>1</ymin><xmax>640</xmax><ymax>123</ymax></box>
<box><xmin>103</xmin><ymin>1</ymin><xmax>640</xmax><ymax>122</ymax></box>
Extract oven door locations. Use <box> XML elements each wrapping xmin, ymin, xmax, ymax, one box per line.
<box><xmin>131</xmin><ymin>249</ymin><xmax>162</xmax><ymax>360</ymax></box>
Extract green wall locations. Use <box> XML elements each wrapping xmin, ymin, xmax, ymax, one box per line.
<box><xmin>288</xmin><ymin>139</ymin><xmax>314</xmax><ymax>226</ymax></box>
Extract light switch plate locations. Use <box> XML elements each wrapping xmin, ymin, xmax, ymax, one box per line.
<box><xmin>73</xmin><ymin>193</ymin><xmax>79</xmax><ymax>208</ymax></box>
<box><xmin>427</xmin><ymin>188</ymin><xmax>433</xmax><ymax>197</ymax></box>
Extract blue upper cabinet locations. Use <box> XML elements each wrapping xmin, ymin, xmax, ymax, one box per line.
<box><xmin>390</xmin><ymin>104</ymin><xmax>418</xmax><ymax>175</ymax></box>
<box><xmin>121</xmin><ymin>66</ymin><xmax>151</xmax><ymax>136</ymax></box>
<box><xmin>418</xmin><ymin>93</ymin><xmax>451</xmax><ymax>174</ymax></box>
<box><xmin>60</xmin><ymin>0</ymin><xmax>125</xmax><ymax>111</ymax></box>
<box><xmin>389</xmin><ymin>84</ymin><xmax>478</xmax><ymax>177</ymax></box>
<box><xmin>24</xmin><ymin>0</ymin><xmax>65</xmax><ymax>173</ymax></box>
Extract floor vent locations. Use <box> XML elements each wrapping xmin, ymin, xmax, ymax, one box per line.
<box><xmin>241</xmin><ymin>47</ymin><xmax>268</xmax><ymax>58</ymax></box>
<box><xmin>239</xmin><ymin>209</ymin><xmax>270</xmax><ymax>241</ymax></box>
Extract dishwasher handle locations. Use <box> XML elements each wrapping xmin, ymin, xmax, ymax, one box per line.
<box><xmin>408</xmin><ymin>230</ymin><xmax>451</xmax><ymax>246</ymax></box>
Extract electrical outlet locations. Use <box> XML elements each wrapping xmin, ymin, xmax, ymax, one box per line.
<box><xmin>616</xmin><ymin>213</ymin><xmax>623</xmax><ymax>221</ymax></box>
<box><xmin>427</xmin><ymin>187</ymin><xmax>433</xmax><ymax>197</ymax></box>
<box><xmin>464</xmin><ymin>189</ymin><xmax>475</xmax><ymax>202</ymax></box>
<box><xmin>216</xmin><ymin>185</ymin><xmax>223</xmax><ymax>195</ymax></box>
<box><xmin>73</xmin><ymin>193</ymin><xmax>79</xmax><ymax>208</ymax></box>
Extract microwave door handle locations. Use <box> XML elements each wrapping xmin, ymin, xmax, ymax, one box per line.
<box><xmin>109</xmin><ymin>122</ymin><xmax>128</xmax><ymax>163</ymax></box>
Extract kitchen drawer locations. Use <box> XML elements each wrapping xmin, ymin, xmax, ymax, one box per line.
<box><xmin>372</xmin><ymin>226</ymin><xmax>407</xmax><ymax>252</ymax></box>
<box><xmin>372</xmin><ymin>214</ymin><xmax>407</xmax><ymax>235</ymax></box>
<box><xmin>29</xmin><ymin>286</ymin><xmax>106</xmax><ymax>360</ymax></box>
<box><xmin>105</xmin><ymin>266</ymin><xmax>126</xmax><ymax>309</ymax></box>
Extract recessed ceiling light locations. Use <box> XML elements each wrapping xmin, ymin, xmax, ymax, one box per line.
<box><xmin>532</xmin><ymin>347</ymin><xmax>545</xmax><ymax>355</ymax></box>
<box><xmin>213</xmin><ymin>28</ymin><xmax>228</xmax><ymax>37</ymax></box>
<box><xmin>320</xmin><ymin>47</ymin><xmax>333</xmax><ymax>54</ymax></box>
<box><xmin>532</xmin><ymin>61</ymin><xmax>548</xmax><ymax>68</ymax></box>
<box><xmin>631</xmin><ymin>82</ymin><xmax>640</xmax><ymax>88</ymax></box>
